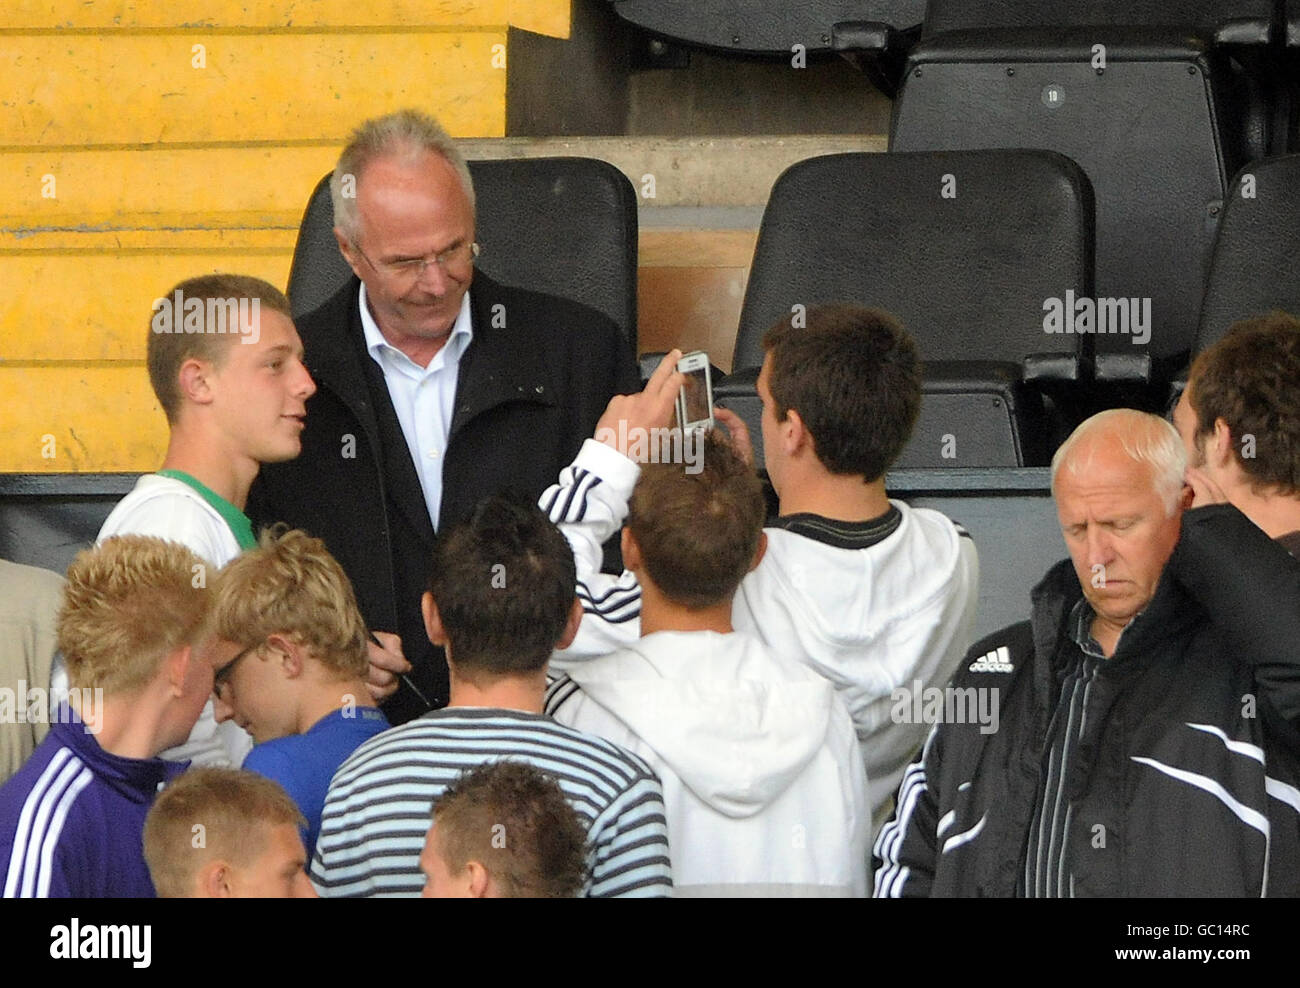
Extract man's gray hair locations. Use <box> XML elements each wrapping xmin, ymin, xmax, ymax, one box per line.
<box><xmin>330</xmin><ymin>108</ymin><xmax>476</xmax><ymax>243</ymax></box>
<box><xmin>1051</xmin><ymin>408</ymin><xmax>1188</xmax><ymax>516</ymax></box>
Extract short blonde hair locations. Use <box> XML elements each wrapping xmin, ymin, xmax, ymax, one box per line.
<box><xmin>144</xmin><ymin>768</ymin><xmax>305</xmax><ymax>898</ymax></box>
<box><xmin>147</xmin><ymin>273</ymin><xmax>292</xmax><ymax>424</ymax></box>
<box><xmin>211</xmin><ymin>527</ymin><xmax>369</xmax><ymax>678</ymax></box>
<box><xmin>58</xmin><ymin>536</ymin><xmax>212</xmax><ymax>695</ymax></box>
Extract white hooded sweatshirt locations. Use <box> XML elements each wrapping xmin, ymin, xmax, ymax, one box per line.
<box><xmin>540</xmin><ymin>440</ymin><xmax>979</xmax><ymax>832</ymax></box>
<box><xmin>546</xmin><ymin>629</ymin><xmax>870</xmax><ymax>896</ymax></box>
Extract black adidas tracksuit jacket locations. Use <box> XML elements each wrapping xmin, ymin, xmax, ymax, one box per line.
<box><xmin>874</xmin><ymin>504</ymin><xmax>1300</xmax><ymax>897</ymax></box>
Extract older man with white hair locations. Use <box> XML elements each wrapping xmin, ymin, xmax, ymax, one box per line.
<box><xmin>874</xmin><ymin>408</ymin><xmax>1300</xmax><ymax>897</ymax></box>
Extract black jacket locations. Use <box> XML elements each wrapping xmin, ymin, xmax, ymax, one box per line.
<box><xmin>247</xmin><ymin>274</ymin><xmax>639</xmax><ymax>723</ymax></box>
<box><xmin>874</xmin><ymin>504</ymin><xmax>1300</xmax><ymax>897</ymax></box>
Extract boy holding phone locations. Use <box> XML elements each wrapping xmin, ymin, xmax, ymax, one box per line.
<box><xmin>543</xmin><ymin>307</ymin><xmax>979</xmax><ymax>832</ymax></box>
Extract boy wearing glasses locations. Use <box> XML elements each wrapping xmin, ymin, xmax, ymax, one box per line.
<box><xmin>209</xmin><ymin>528</ymin><xmax>388</xmax><ymax>856</ymax></box>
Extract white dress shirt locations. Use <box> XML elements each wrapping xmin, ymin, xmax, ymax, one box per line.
<box><xmin>359</xmin><ymin>283</ymin><xmax>473</xmax><ymax>531</ymax></box>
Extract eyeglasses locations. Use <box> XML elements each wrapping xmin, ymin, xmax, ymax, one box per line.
<box><xmin>353</xmin><ymin>240</ymin><xmax>480</xmax><ymax>283</ymax></box>
<box><xmin>213</xmin><ymin>643</ymin><xmax>258</xmax><ymax>701</ymax></box>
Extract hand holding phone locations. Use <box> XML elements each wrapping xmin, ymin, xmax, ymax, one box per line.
<box><xmin>675</xmin><ymin>351</ymin><xmax>714</xmax><ymax>433</ymax></box>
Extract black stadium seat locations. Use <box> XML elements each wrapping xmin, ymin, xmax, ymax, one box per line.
<box><xmin>607</xmin><ymin>0</ymin><xmax>924</xmax><ymax>57</ymax></box>
<box><xmin>1193</xmin><ymin>154</ymin><xmax>1300</xmax><ymax>354</ymax></box>
<box><xmin>607</xmin><ymin>0</ymin><xmax>926</xmax><ymax>96</ymax></box>
<box><xmin>921</xmin><ymin>0</ymin><xmax>1274</xmax><ymax>42</ymax></box>
<box><xmin>287</xmin><ymin>156</ymin><xmax>639</xmax><ymax>354</ymax></box>
<box><xmin>891</xmin><ymin>0</ymin><xmax>1278</xmax><ymax>388</ymax></box>
<box><xmin>714</xmin><ymin>149</ymin><xmax>1095</xmax><ymax>470</ymax></box>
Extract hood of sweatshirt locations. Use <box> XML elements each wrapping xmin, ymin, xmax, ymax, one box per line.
<box><xmin>741</xmin><ymin>502</ymin><xmax>966</xmax><ymax>653</ymax></box>
<box><xmin>561</xmin><ymin>630</ymin><xmax>836</xmax><ymax>818</ymax></box>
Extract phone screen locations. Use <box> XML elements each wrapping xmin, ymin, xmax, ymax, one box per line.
<box><xmin>681</xmin><ymin>365</ymin><xmax>711</xmax><ymax>425</ymax></box>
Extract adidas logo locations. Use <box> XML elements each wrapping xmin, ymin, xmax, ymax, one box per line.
<box><xmin>968</xmin><ymin>645</ymin><xmax>1014</xmax><ymax>674</ymax></box>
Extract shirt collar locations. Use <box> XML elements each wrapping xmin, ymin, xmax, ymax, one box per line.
<box><xmin>1068</xmin><ymin>596</ymin><xmax>1109</xmax><ymax>661</ymax></box>
<box><xmin>358</xmin><ymin>282</ymin><xmax>474</xmax><ymax>372</ymax></box>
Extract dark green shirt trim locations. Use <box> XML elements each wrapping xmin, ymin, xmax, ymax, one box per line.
<box><xmin>156</xmin><ymin>469</ymin><xmax>257</xmax><ymax>551</ymax></box>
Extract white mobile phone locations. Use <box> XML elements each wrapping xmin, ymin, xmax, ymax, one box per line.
<box><xmin>675</xmin><ymin>350</ymin><xmax>714</xmax><ymax>432</ymax></box>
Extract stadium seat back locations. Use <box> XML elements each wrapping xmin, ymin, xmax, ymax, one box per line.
<box><xmin>892</xmin><ymin>31</ymin><xmax>1236</xmax><ymax>381</ymax></box>
<box><xmin>287</xmin><ymin>157</ymin><xmax>639</xmax><ymax>351</ymax></box>
<box><xmin>922</xmin><ymin>0</ymin><xmax>1275</xmax><ymax>43</ymax></box>
<box><xmin>608</xmin><ymin>0</ymin><xmax>925</xmax><ymax>55</ymax></box>
<box><xmin>724</xmin><ymin>149</ymin><xmax>1093</xmax><ymax>468</ymax></box>
<box><xmin>1195</xmin><ymin>154</ymin><xmax>1300</xmax><ymax>353</ymax></box>
<box><xmin>734</xmin><ymin>150</ymin><xmax>1093</xmax><ymax>372</ymax></box>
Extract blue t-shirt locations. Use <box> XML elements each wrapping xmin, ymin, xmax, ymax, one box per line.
<box><xmin>242</xmin><ymin>706</ymin><xmax>390</xmax><ymax>854</ymax></box>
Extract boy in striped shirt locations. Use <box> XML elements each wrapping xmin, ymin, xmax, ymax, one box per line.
<box><xmin>0</xmin><ymin>536</ymin><xmax>218</xmax><ymax>897</ymax></box>
<box><xmin>312</xmin><ymin>496</ymin><xmax>672</xmax><ymax>897</ymax></box>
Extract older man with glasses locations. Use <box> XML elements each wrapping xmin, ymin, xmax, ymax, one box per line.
<box><xmin>248</xmin><ymin>110</ymin><xmax>639</xmax><ymax>726</ymax></box>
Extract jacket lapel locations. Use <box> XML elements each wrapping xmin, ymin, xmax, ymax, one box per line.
<box><xmin>304</xmin><ymin>278</ymin><xmax>436</xmax><ymax>547</ymax></box>
<box><xmin>451</xmin><ymin>273</ymin><xmax>558</xmax><ymax>442</ymax></box>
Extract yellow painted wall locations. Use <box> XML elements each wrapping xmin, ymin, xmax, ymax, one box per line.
<box><xmin>1</xmin><ymin>0</ymin><xmax>570</xmax><ymax>472</ymax></box>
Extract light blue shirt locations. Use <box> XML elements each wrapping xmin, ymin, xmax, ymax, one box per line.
<box><xmin>359</xmin><ymin>283</ymin><xmax>473</xmax><ymax>531</ymax></box>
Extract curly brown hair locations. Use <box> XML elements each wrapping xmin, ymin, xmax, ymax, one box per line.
<box><xmin>1188</xmin><ymin>311</ymin><xmax>1300</xmax><ymax>497</ymax></box>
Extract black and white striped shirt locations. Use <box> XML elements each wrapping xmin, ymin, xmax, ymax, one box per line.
<box><xmin>1022</xmin><ymin>598</ymin><xmax>1105</xmax><ymax>897</ymax></box>
<box><xmin>311</xmin><ymin>707</ymin><xmax>673</xmax><ymax>897</ymax></box>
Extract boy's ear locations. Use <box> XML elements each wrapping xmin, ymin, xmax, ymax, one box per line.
<box><xmin>465</xmin><ymin>860</ymin><xmax>491</xmax><ymax>898</ymax></box>
<box><xmin>199</xmin><ymin>861</ymin><xmax>235</xmax><ymax>898</ymax></box>
<box><xmin>620</xmin><ymin>527</ymin><xmax>641</xmax><ymax>571</ymax></box>
<box><xmin>164</xmin><ymin>645</ymin><xmax>193</xmax><ymax>698</ymax></box>
<box><xmin>267</xmin><ymin>633</ymin><xmax>304</xmax><ymax>677</ymax></box>
<box><xmin>1210</xmin><ymin>417</ymin><xmax>1235</xmax><ymax>470</ymax></box>
<box><xmin>177</xmin><ymin>357</ymin><xmax>216</xmax><ymax>408</ymax></box>
<box><xmin>749</xmin><ymin>531</ymin><xmax>768</xmax><ymax>573</ymax></box>
<box><xmin>421</xmin><ymin>592</ymin><xmax>446</xmax><ymax>647</ymax></box>
<box><xmin>784</xmin><ymin>407</ymin><xmax>812</xmax><ymax>458</ymax></box>
<box><xmin>556</xmin><ymin>598</ymin><xmax>584</xmax><ymax>652</ymax></box>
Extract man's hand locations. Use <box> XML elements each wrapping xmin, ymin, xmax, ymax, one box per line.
<box><xmin>1185</xmin><ymin>466</ymin><xmax>1230</xmax><ymax>510</ymax></box>
<box><xmin>713</xmin><ymin>406</ymin><xmax>754</xmax><ymax>468</ymax></box>
<box><xmin>595</xmin><ymin>349</ymin><xmax>685</xmax><ymax>460</ymax></box>
<box><xmin>365</xmin><ymin>631</ymin><xmax>410</xmax><ymax>703</ymax></box>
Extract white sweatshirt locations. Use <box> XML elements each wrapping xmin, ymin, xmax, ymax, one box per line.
<box><xmin>540</xmin><ymin>440</ymin><xmax>979</xmax><ymax>831</ymax></box>
<box><xmin>546</xmin><ymin>629</ymin><xmax>870</xmax><ymax>896</ymax></box>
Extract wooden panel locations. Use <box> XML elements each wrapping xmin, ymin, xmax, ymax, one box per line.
<box><xmin>0</xmin><ymin>147</ymin><xmax>338</xmax><ymax>220</ymax></box>
<box><xmin>0</xmin><ymin>34</ymin><xmax>506</xmax><ymax>146</ymax></box>
<box><xmin>0</xmin><ymin>229</ymin><xmax>296</xmax><ymax>250</ymax></box>
<box><xmin>0</xmin><ymin>252</ymin><xmax>291</xmax><ymax>361</ymax></box>
<box><xmin>640</xmin><ymin>229</ymin><xmax>758</xmax><ymax>268</ymax></box>
<box><xmin>639</xmin><ymin>267</ymin><xmax>747</xmax><ymax>374</ymax></box>
<box><xmin>0</xmin><ymin>366</ymin><xmax>167</xmax><ymax>472</ymax></box>
<box><xmin>4</xmin><ymin>0</ymin><xmax>569</xmax><ymax>33</ymax></box>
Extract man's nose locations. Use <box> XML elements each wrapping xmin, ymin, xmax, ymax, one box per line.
<box><xmin>1086</xmin><ymin>527</ymin><xmax>1115</xmax><ymax>567</ymax></box>
<box><xmin>415</xmin><ymin>257</ymin><xmax>452</xmax><ymax>295</ymax></box>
